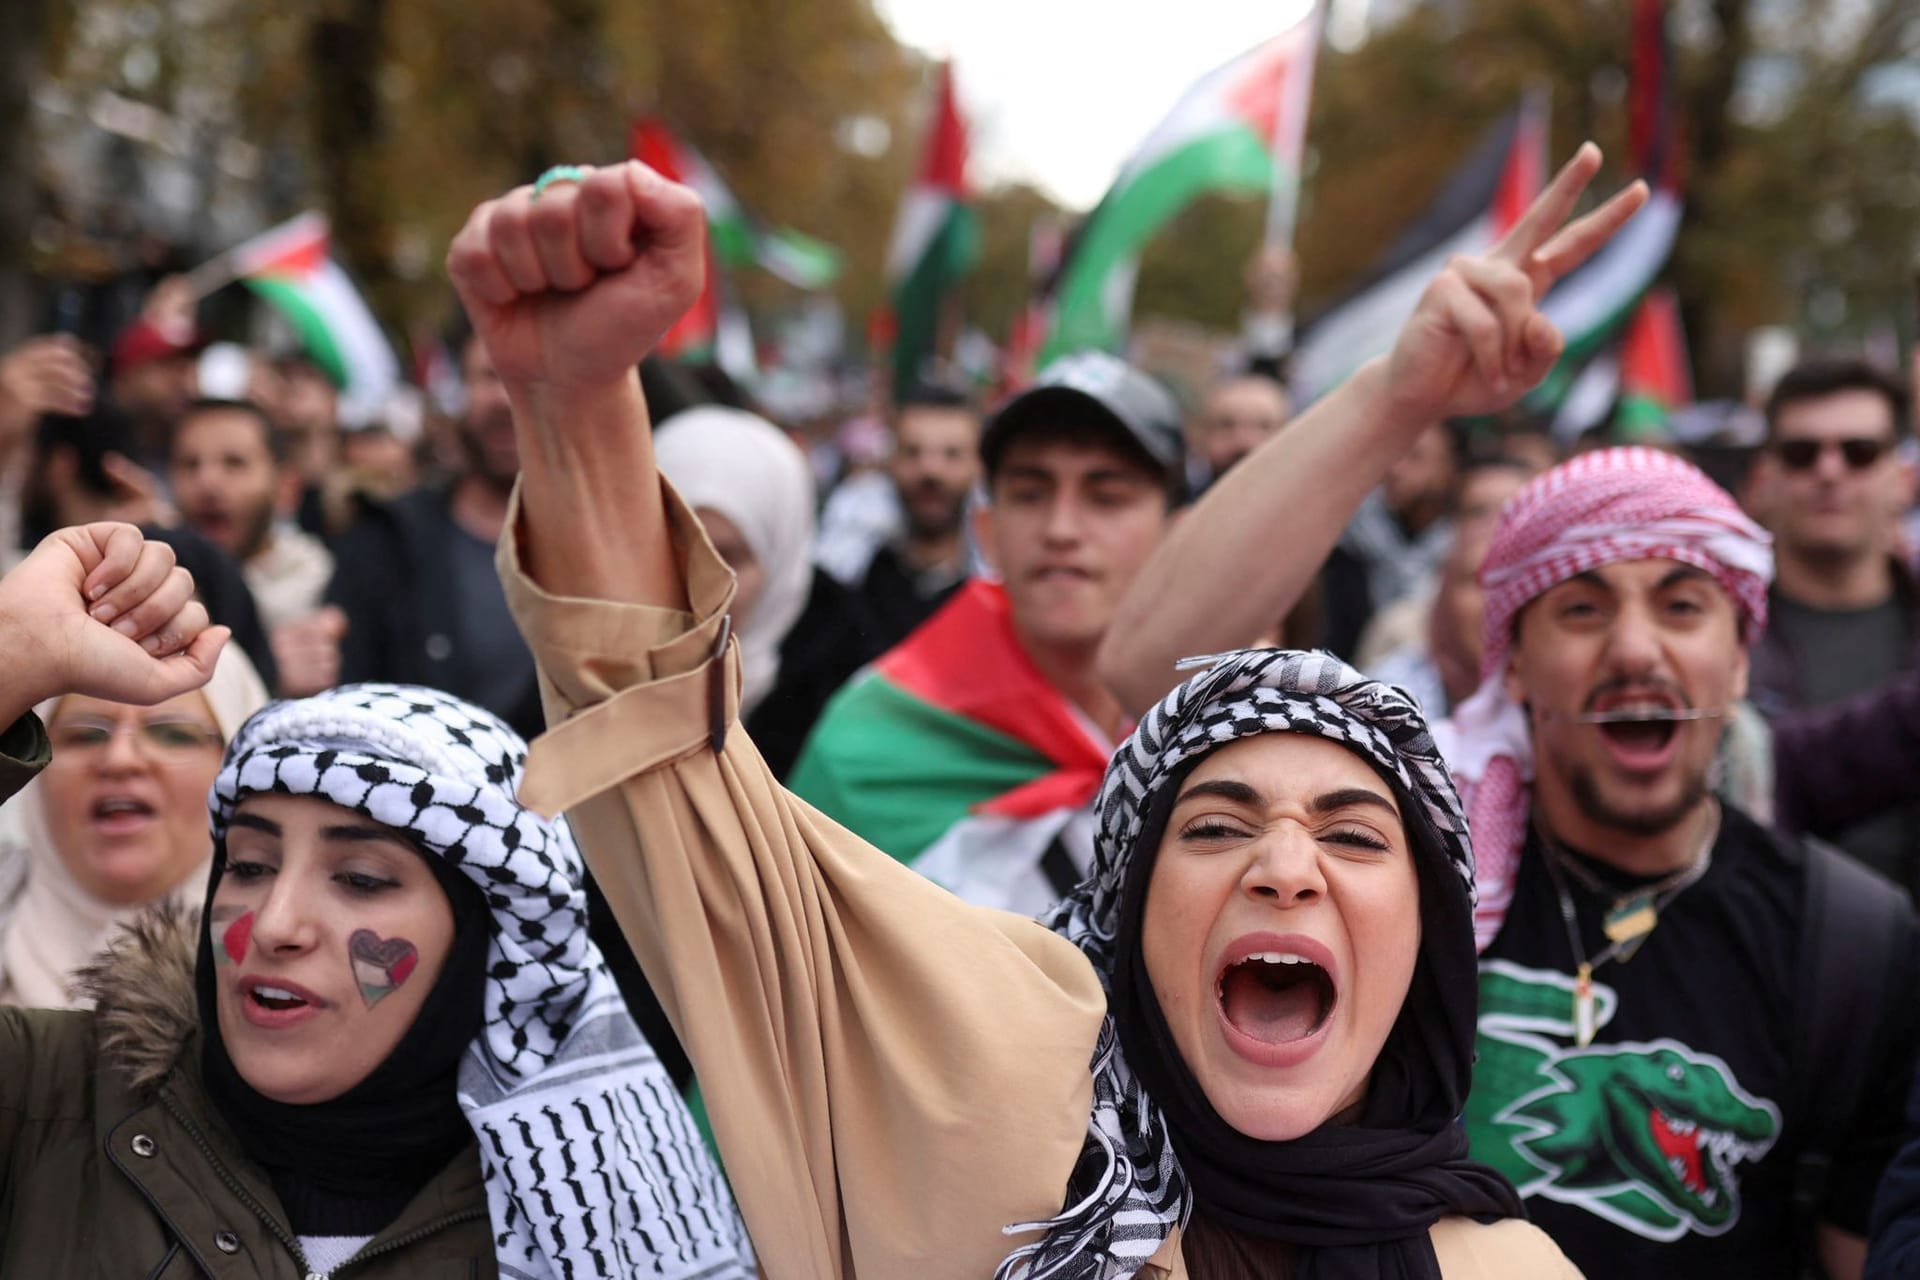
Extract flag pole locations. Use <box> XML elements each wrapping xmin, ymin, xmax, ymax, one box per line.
<box><xmin>1262</xmin><ymin>0</ymin><xmax>1326</xmax><ymax>250</ymax></box>
<box><xmin>182</xmin><ymin>250</ymin><xmax>240</xmax><ymax>302</ymax></box>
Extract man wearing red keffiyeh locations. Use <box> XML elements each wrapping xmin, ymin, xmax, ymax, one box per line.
<box><xmin>1413</xmin><ymin>446</ymin><xmax>1916</xmax><ymax>1280</ymax></box>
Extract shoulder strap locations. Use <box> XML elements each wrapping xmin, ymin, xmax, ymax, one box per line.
<box><xmin>1790</xmin><ymin>837</ymin><xmax>1909</xmax><ymax>1246</ymax></box>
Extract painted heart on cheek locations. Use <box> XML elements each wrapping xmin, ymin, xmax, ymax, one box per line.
<box><xmin>348</xmin><ymin>928</ymin><xmax>419</xmax><ymax>1008</ymax></box>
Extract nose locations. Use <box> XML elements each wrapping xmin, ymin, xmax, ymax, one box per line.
<box><xmin>1240</xmin><ymin>825</ymin><xmax>1327</xmax><ymax>908</ymax></box>
<box><xmin>1601</xmin><ymin>598</ymin><xmax>1666</xmax><ymax>675</ymax></box>
<box><xmin>1041</xmin><ymin>492</ymin><xmax>1084</xmax><ymax>546</ymax></box>
<box><xmin>1811</xmin><ymin>441</ymin><xmax>1849</xmax><ymax>482</ymax></box>
<box><xmin>246</xmin><ymin>879</ymin><xmax>319</xmax><ymax>957</ymax></box>
<box><xmin>95</xmin><ymin>723</ymin><xmax>149</xmax><ymax>775</ymax></box>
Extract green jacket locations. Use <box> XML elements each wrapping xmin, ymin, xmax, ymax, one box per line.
<box><xmin>0</xmin><ymin>906</ymin><xmax>496</xmax><ymax>1278</ymax></box>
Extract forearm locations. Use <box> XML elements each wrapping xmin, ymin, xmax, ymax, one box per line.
<box><xmin>508</xmin><ymin>371</ymin><xmax>688</xmax><ymax>610</ymax></box>
<box><xmin>1097</xmin><ymin>357</ymin><xmax>1432</xmax><ymax>715</ymax></box>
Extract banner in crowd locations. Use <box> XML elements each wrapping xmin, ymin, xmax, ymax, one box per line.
<box><xmin>885</xmin><ymin>61</ymin><xmax>978</xmax><ymax>403</ymax></box>
<box><xmin>227</xmin><ymin>213</ymin><xmax>400</xmax><ymax>426</ymax></box>
<box><xmin>1042</xmin><ymin>16</ymin><xmax>1323</xmax><ymax>362</ymax></box>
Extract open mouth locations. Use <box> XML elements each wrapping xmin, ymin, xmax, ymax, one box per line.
<box><xmin>247</xmin><ymin>983</ymin><xmax>311</xmax><ymax>1013</ymax></box>
<box><xmin>1582</xmin><ymin>690</ymin><xmax>1692</xmax><ymax>760</ymax></box>
<box><xmin>91</xmin><ymin>796</ymin><xmax>155</xmax><ymax>832</ymax></box>
<box><xmin>1216</xmin><ymin>952</ymin><xmax>1336</xmax><ymax>1046</ymax></box>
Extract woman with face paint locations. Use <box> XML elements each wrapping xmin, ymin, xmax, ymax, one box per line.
<box><xmin>0</xmin><ymin>683</ymin><xmax>754</xmax><ymax>1279</ymax></box>
<box><xmin>454</xmin><ymin>143</ymin><xmax>1647</xmax><ymax>1277</ymax></box>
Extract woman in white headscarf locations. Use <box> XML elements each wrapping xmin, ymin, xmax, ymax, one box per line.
<box><xmin>654</xmin><ymin>406</ymin><xmax>879</xmax><ymax>777</ymax></box>
<box><xmin>0</xmin><ymin>644</ymin><xmax>269</xmax><ymax>1007</ymax></box>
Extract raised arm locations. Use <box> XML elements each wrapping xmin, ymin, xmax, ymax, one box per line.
<box><xmin>1097</xmin><ymin>145</ymin><xmax>1648</xmax><ymax>715</ymax></box>
<box><xmin>446</xmin><ymin>161</ymin><xmax>706</xmax><ymax>608</ymax></box>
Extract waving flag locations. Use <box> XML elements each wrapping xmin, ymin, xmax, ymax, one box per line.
<box><xmin>1291</xmin><ymin>95</ymin><xmax>1548</xmax><ymax>402</ymax></box>
<box><xmin>228</xmin><ymin>214</ymin><xmax>399</xmax><ymax>424</ymax></box>
<box><xmin>1043</xmin><ymin>19</ymin><xmax>1322</xmax><ymax>362</ymax></box>
<box><xmin>631</xmin><ymin>120</ymin><xmax>841</xmax><ymax>290</ymax></box>
<box><xmin>885</xmin><ymin>62</ymin><xmax>978</xmax><ymax>401</ymax></box>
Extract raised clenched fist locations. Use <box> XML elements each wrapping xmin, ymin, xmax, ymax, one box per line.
<box><xmin>445</xmin><ymin>162</ymin><xmax>707</xmax><ymax>394</ymax></box>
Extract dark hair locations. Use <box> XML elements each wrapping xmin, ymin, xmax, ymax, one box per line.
<box><xmin>985</xmin><ymin>398</ymin><xmax>1183</xmax><ymax>507</ymax></box>
<box><xmin>896</xmin><ymin>382</ymin><xmax>975</xmax><ymax>415</ymax></box>
<box><xmin>175</xmin><ymin>398</ymin><xmax>288</xmax><ymax>465</ymax></box>
<box><xmin>1764</xmin><ymin>359</ymin><xmax>1910</xmax><ymax>442</ymax></box>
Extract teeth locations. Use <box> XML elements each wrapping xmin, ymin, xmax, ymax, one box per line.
<box><xmin>1243</xmin><ymin>952</ymin><xmax>1314</xmax><ymax>966</ymax></box>
<box><xmin>252</xmin><ymin>986</ymin><xmax>301</xmax><ymax>1003</ymax></box>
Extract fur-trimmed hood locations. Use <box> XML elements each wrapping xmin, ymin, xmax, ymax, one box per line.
<box><xmin>74</xmin><ymin>901</ymin><xmax>201</xmax><ymax>1103</ymax></box>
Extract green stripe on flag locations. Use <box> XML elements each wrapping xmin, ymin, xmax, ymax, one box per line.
<box><xmin>245</xmin><ymin>277</ymin><xmax>350</xmax><ymax>389</ymax></box>
<box><xmin>1047</xmin><ymin>128</ymin><xmax>1273</xmax><ymax>359</ymax></box>
<box><xmin>789</xmin><ymin>668</ymin><xmax>1049</xmax><ymax>864</ymax></box>
<box><xmin>890</xmin><ymin>204</ymin><xmax>979</xmax><ymax>402</ymax></box>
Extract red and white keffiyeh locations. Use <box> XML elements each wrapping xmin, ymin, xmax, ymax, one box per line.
<box><xmin>1432</xmin><ymin>446</ymin><xmax>1773</xmax><ymax>951</ymax></box>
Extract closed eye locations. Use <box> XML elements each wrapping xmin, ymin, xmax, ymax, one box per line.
<box><xmin>1322</xmin><ymin>827</ymin><xmax>1391</xmax><ymax>852</ymax></box>
<box><xmin>1180</xmin><ymin>820</ymin><xmax>1251</xmax><ymax>842</ymax></box>
<box><xmin>224</xmin><ymin>859</ymin><xmax>273</xmax><ymax>881</ymax></box>
<box><xmin>335</xmin><ymin>871</ymin><xmax>399</xmax><ymax>895</ymax></box>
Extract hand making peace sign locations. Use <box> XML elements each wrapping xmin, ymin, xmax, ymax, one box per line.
<box><xmin>1383</xmin><ymin>144</ymin><xmax>1648</xmax><ymax>422</ymax></box>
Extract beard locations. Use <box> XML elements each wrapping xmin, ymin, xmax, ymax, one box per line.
<box><xmin>902</xmin><ymin>482</ymin><xmax>967</xmax><ymax>542</ymax></box>
<box><xmin>234</xmin><ymin>500</ymin><xmax>278</xmax><ymax>563</ymax></box>
<box><xmin>1567</xmin><ymin>761</ymin><xmax>1712</xmax><ymax>837</ymax></box>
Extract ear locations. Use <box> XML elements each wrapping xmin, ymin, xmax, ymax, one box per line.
<box><xmin>1502</xmin><ymin>649</ymin><xmax>1526</xmax><ymax>706</ymax></box>
<box><xmin>1729</xmin><ymin>641</ymin><xmax>1750</xmax><ymax>705</ymax></box>
<box><xmin>275</xmin><ymin>465</ymin><xmax>303</xmax><ymax>515</ymax></box>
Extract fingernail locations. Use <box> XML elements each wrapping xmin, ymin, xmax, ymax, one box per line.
<box><xmin>113</xmin><ymin>617</ymin><xmax>139</xmax><ymax>637</ymax></box>
<box><xmin>141</xmin><ymin>635</ymin><xmax>162</xmax><ymax>655</ymax></box>
<box><xmin>90</xmin><ymin>603</ymin><xmax>116</xmax><ymax>623</ymax></box>
<box><xmin>86</xmin><ymin>583</ymin><xmax>107</xmax><ymax>602</ymax></box>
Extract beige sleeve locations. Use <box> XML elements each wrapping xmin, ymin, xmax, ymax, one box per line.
<box><xmin>1430</xmin><ymin>1216</ymin><xmax>1585</xmax><ymax>1278</ymax></box>
<box><xmin>500</xmin><ymin>480</ymin><xmax>1109</xmax><ymax>1279</ymax></box>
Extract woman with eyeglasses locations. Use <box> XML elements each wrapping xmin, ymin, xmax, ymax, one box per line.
<box><xmin>0</xmin><ymin>644</ymin><xmax>269</xmax><ymax>1006</ymax></box>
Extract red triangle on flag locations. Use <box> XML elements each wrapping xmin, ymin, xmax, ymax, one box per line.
<box><xmin>918</xmin><ymin>63</ymin><xmax>969</xmax><ymax>196</ymax></box>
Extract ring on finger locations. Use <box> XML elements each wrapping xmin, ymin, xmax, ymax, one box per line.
<box><xmin>532</xmin><ymin>165</ymin><xmax>591</xmax><ymax>201</ymax></box>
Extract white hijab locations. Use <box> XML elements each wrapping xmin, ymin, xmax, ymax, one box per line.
<box><xmin>0</xmin><ymin>646</ymin><xmax>270</xmax><ymax>1008</ymax></box>
<box><xmin>653</xmin><ymin>407</ymin><xmax>817</xmax><ymax>716</ymax></box>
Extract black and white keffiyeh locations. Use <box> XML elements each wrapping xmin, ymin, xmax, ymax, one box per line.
<box><xmin>997</xmin><ymin>650</ymin><xmax>1498</xmax><ymax>1280</ymax></box>
<box><xmin>212</xmin><ymin>684</ymin><xmax>754</xmax><ymax>1280</ymax></box>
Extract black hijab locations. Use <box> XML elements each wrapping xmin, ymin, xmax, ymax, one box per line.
<box><xmin>195</xmin><ymin>827</ymin><xmax>489</xmax><ymax>1237</ymax></box>
<box><xmin>996</xmin><ymin>649</ymin><xmax>1523</xmax><ymax>1280</ymax></box>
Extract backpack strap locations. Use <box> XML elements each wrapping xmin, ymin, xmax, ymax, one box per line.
<box><xmin>1791</xmin><ymin>836</ymin><xmax>1908</xmax><ymax>1260</ymax></box>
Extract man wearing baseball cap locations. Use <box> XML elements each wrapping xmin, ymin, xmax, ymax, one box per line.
<box><xmin>788</xmin><ymin>351</ymin><xmax>1183</xmax><ymax>916</ymax></box>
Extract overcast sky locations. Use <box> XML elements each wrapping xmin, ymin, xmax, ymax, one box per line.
<box><xmin>875</xmin><ymin>0</ymin><xmax>1327</xmax><ymax>210</ymax></box>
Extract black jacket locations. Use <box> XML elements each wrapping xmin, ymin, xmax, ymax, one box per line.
<box><xmin>324</xmin><ymin>486</ymin><xmax>542</xmax><ymax>742</ymax></box>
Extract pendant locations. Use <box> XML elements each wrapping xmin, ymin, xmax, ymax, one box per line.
<box><xmin>1604</xmin><ymin>893</ymin><xmax>1659</xmax><ymax>954</ymax></box>
<box><xmin>1573</xmin><ymin>963</ymin><xmax>1596</xmax><ymax>1047</ymax></box>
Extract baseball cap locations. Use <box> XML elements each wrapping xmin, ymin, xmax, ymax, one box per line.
<box><xmin>981</xmin><ymin>351</ymin><xmax>1183</xmax><ymax>483</ymax></box>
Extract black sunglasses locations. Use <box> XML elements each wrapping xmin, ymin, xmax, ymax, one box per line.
<box><xmin>1772</xmin><ymin>437</ymin><xmax>1892</xmax><ymax>472</ymax></box>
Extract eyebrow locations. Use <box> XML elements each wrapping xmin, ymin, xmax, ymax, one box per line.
<box><xmin>1657</xmin><ymin>565</ymin><xmax>1713</xmax><ymax>591</ymax></box>
<box><xmin>227</xmin><ymin>811</ymin><xmax>413</xmax><ymax>851</ymax></box>
<box><xmin>1171</xmin><ymin>778</ymin><xmax>1398</xmax><ymax>818</ymax></box>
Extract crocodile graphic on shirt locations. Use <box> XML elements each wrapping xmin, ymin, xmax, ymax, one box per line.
<box><xmin>1465</xmin><ymin>959</ymin><xmax>1782</xmax><ymax>1241</ymax></box>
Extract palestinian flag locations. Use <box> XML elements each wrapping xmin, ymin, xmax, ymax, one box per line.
<box><xmin>1291</xmin><ymin>95</ymin><xmax>1548</xmax><ymax>402</ymax></box>
<box><xmin>631</xmin><ymin>119</ymin><xmax>841</xmax><ymax>290</ymax></box>
<box><xmin>788</xmin><ymin>580</ymin><xmax>1112</xmax><ymax>915</ymax></box>
<box><xmin>1614</xmin><ymin>287</ymin><xmax>1692</xmax><ymax>438</ymax></box>
<box><xmin>630</xmin><ymin>121</ymin><xmax>756</xmax><ymax>379</ymax></box>
<box><xmin>1043</xmin><ymin>20</ymin><xmax>1321</xmax><ymax>363</ymax></box>
<box><xmin>885</xmin><ymin>62</ymin><xmax>978</xmax><ymax>402</ymax></box>
<box><xmin>1523</xmin><ymin>0</ymin><xmax>1683</xmax><ymax>409</ymax></box>
<box><xmin>230</xmin><ymin>213</ymin><xmax>399</xmax><ymax>422</ymax></box>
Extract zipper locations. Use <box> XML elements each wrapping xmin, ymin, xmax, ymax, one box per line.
<box><xmin>157</xmin><ymin>1089</ymin><xmax>486</xmax><ymax>1279</ymax></box>
<box><xmin>332</xmin><ymin>1205</ymin><xmax>488</xmax><ymax>1273</ymax></box>
<box><xmin>158</xmin><ymin>1089</ymin><xmax>315</xmax><ymax>1272</ymax></box>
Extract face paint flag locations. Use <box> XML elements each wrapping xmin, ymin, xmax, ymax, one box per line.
<box><xmin>349</xmin><ymin>928</ymin><xmax>418</xmax><ymax>1006</ymax></box>
<box><xmin>218</xmin><ymin>910</ymin><xmax>254</xmax><ymax>966</ymax></box>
